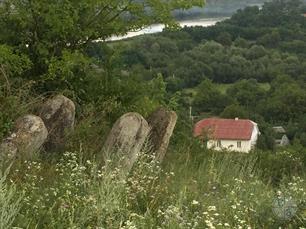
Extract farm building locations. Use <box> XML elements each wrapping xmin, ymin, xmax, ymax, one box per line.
<box><xmin>194</xmin><ymin>118</ymin><xmax>260</xmax><ymax>153</ymax></box>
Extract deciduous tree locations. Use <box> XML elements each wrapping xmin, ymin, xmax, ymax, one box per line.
<box><xmin>0</xmin><ymin>0</ymin><xmax>205</xmax><ymax>77</ymax></box>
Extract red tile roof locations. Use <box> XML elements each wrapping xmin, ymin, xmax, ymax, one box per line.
<box><xmin>194</xmin><ymin>118</ymin><xmax>254</xmax><ymax>140</ymax></box>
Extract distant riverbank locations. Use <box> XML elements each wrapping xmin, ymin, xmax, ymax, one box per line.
<box><xmin>108</xmin><ymin>17</ymin><xmax>228</xmax><ymax>41</ymax></box>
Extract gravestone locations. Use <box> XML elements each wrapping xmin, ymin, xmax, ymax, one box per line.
<box><xmin>103</xmin><ymin>112</ymin><xmax>150</xmax><ymax>174</ymax></box>
<box><xmin>0</xmin><ymin>115</ymin><xmax>48</xmax><ymax>160</ymax></box>
<box><xmin>147</xmin><ymin>108</ymin><xmax>177</xmax><ymax>161</ymax></box>
<box><xmin>39</xmin><ymin>95</ymin><xmax>75</xmax><ymax>151</ymax></box>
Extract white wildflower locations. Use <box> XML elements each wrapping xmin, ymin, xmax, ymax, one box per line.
<box><xmin>208</xmin><ymin>206</ymin><xmax>216</xmax><ymax>211</ymax></box>
<box><xmin>192</xmin><ymin>200</ymin><xmax>199</xmax><ymax>205</ymax></box>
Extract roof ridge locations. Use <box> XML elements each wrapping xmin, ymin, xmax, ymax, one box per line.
<box><xmin>205</xmin><ymin>117</ymin><xmax>252</xmax><ymax>121</ymax></box>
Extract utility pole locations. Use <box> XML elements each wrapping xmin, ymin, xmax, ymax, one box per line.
<box><xmin>189</xmin><ymin>104</ymin><xmax>193</xmax><ymax>123</ymax></box>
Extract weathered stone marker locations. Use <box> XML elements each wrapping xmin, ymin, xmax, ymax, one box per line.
<box><xmin>103</xmin><ymin>112</ymin><xmax>150</xmax><ymax>174</ymax></box>
<box><xmin>0</xmin><ymin>115</ymin><xmax>48</xmax><ymax>160</ymax></box>
<box><xmin>147</xmin><ymin>108</ymin><xmax>177</xmax><ymax>161</ymax></box>
<box><xmin>39</xmin><ymin>95</ymin><xmax>75</xmax><ymax>151</ymax></box>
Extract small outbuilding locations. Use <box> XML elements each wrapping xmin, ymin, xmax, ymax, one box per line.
<box><xmin>194</xmin><ymin>118</ymin><xmax>260</xmax><ymax>153</ymax></box>
<box><xmin>272</xmin><ymin>126</ymin><xmax>290</xmax><ymax>147</ymax></box>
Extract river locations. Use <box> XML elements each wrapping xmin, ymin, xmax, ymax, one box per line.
<box><xmin>109</xmin><ymin>17</ymin><xmax>228</xmax><ymax>41</ymax></box>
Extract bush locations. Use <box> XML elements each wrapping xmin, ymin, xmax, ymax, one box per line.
<box><xmin>256</xmin><ymin>149</ymin><xmax>305</xmax><ymax>185</ymax></box>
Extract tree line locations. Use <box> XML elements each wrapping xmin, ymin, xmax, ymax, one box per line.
<box><xmin>97</xmin><ymin>0</ymin><xmax>306</xmax><ymax>149</ymax></box>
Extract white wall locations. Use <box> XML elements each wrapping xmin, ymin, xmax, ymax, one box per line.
<box><xmin>203</xmin><ymin>121</ymin><xmax>260</xmax><ymax>153</ymax></box>
<box><xmin>207</xmin><ymin>139</ymin><xmax>251</xmax><ymax>153</ymax></box>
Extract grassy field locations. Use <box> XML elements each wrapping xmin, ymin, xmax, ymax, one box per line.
<box><xmin>1</xmin><ymin>143</ymin><xmax>305</xmax><ymax>228</ymax></box>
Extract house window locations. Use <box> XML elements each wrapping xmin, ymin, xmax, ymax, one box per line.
<box><xmin>237</xmin><ymin>141</ymin><xmax>242</xmax><ymax>148</ymax></box>
<box><xmin>217</xmin><ymin>140</ymin><xmax>222</xmax><ymax>148</ymax></box>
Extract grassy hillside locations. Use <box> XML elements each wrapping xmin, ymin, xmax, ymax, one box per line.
<box><xmin>1</xmin><ymin>144</ymin><xmax>305</xmax><ymax>228</ymax></box>
<box><xmin>0</xmin><ymin>0</ymin><xmax>306</xmax><ymax>227</ymax></box>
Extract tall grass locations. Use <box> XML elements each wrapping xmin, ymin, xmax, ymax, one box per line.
<box><xmin>3</xmin><ymin>146</ymin><xmax>304</xmax><ymax>228</ymax></box>
<box><xmin>0</xmin><ymin>166</ymin><xmax>22</xmax><ymax>229</ymax></box>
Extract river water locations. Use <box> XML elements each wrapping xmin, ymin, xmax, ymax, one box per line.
<box><xmin>109</xmin><ymin>17</ymin><xmax>228</xmax><ymax>41</ymax></box>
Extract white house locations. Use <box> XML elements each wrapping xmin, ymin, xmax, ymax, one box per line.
<box><xmin>193</xmin><ymin>118</ymin><xmax>260</xmax><ymax>153</ymax></box>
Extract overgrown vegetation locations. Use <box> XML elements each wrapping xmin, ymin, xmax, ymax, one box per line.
<box><xmin>1</xmin><ymin>147</ymin><xmax>305</xmax><ymax>228</ymax></box>
<box><xmin>0</xmin><ymin>0</ymin><xmax>306</xmax><ymax>227</ymax></box>
<box><xmin>104</xmin><ymin>0</ymin><xmax>306</xmax><ymax>150</ymax></box>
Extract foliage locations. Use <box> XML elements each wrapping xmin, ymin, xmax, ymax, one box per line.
<box><xmin>220</xmin><ymin>104</ymin><xmax>249</xmax><ymax>119</ymax></box>
<box><xmin>1</xmin><ymin>147</ymin><xmax>304</xmax><ymax>228</ymax></box>
<box><xmin>0</xmin><ymin>83</ymin><xmax>38</xmax><ymax>141</ymax></box>
<box><xmin>256</xmin><ymin>149</ymin><xmax>305</xmax><ymax>185</ymax></box>
<box><xmin>193</xmin><ymin>79</ymin><xmax>231</xmax><ymax>114</ymax></box>
<box><xmin>0</xmin><ymin>0</ymin><xmax>306</xmax><ymax>227</ymax></box>
<box><xmin>110</xmin><ymin>0</ymin><xmax>306</xmax><ymax>144</ymax></box>
<box><xmin>0</xmin><ymin>0</ymin><xmax>204</xmax><ymax>78</ymax></box>
<box><xmin>0</xmin><ymin>167</ymin><xmax>22</xmax><ymax>229</ymax></box>
<box><xmin>0</xmin><ymin>45</ymin><xmax>31</xmax><ymax>77</ymax></box>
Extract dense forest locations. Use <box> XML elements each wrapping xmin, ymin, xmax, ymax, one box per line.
<box><xmin>88</xmin><ymin>0</ymin><xmax>306</xmax><ymax>150</ymax></box>
<box><xmin>175</xmin><ymin>0</ymin><xmax>268</xmax><ymax>17</ymax></box>
<box><xmin>0</xmin><ymin>0</ymin><xmax>306</xmax><ymax>228</ymax></box>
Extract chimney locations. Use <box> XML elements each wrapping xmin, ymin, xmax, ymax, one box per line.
<box><xmin>235</xmin><ymin>117</ymin><xmax>239</xmax><ymax>121</ymax></box>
